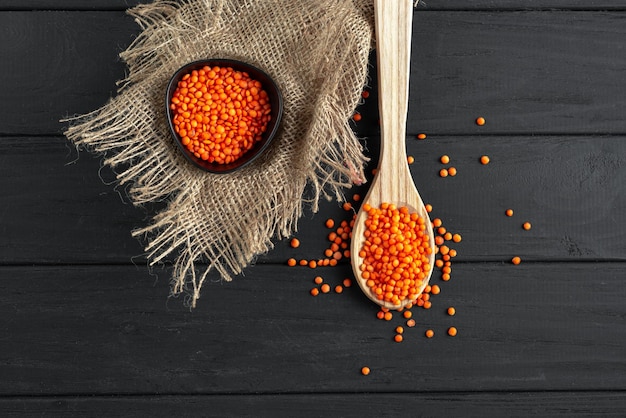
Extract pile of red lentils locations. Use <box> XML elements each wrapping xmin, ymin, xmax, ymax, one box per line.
<box><xmin>169</xmin><ymin>65</ymin><xmax>272</xmax><ymax>164</ymax></box>
<box><xmin>286</xmin><ymin>93</ymin><xmax>532</xmax><ymax>376</ymax></box>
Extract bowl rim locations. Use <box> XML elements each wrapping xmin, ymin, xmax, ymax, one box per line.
<box><xmin>165</xmin><ymin>58</ymin><xmax>283</xmax><ymax>174</ymax></box>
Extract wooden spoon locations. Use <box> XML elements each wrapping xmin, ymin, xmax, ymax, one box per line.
<box><xmin>350</xmin><ymin>0</ymin><xmax>435</xmax><ymax>310</ymax></box>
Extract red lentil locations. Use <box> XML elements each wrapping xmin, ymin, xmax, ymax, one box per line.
<box><xmin>512</xmin><ymin>256</ymin><xmax>521</xmax><ymax>265</ymax></box>
<box><xmin>357</xmin><ymin>202</ymin><xmax>433</xmax><ymax>307</ymax></box>
<box><xmin>170</xmin><ymin>65</ymin><xmax>272</xmax><ymax>165</ymax></box>
<box><xmin>417</xmin><ymin>133</ymin><xmax>427</xmax><ymax>140</ymax></box>
<box><xmin>361</xmin><ymin>366</ymin><xmax>371</xmax><ymax>376</ymax></box>
<box><xmin>476</xmin><ymin>116</ymin><xmax>486</xmax><ymax>126</ymax></box>
<box><xmin>523</xmin><ymin>222</ymin><xmax>532</xmax><ymax>230</ymax></box>
<box><xmin>290</xmin><ymin>238</ymin><xmax>300</xmax><ymax>248</ymax></box>
<box><xmin>480</xmin><ymin>155</ymin><xmax>490</xmax><ymax>165</ymax></box>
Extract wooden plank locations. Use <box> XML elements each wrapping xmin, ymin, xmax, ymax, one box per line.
<box><xmin>1</xmin><ymin>392</ymin><xmax>626</xmax><ymax>417</ymax></box>
<box><xmin>0</xmin><ymin>137</ymin><xmax>146</xmax><ymax>264</ymax></box>
<box><xmin>0</xmin><ymin>262</ymin><xmax>624</xmax><ymax>395</ymax></box>
<box><xmin>0</xmin><ymin>11</ymin><xmax>137</xmax><ymax>135</ymax></box>
<box><xmin>2</xmin><ymin>135</ymin><xmax>625</xmax><ymax>264</ymax></box>
<box><xmin>0</xmin><ymin>1</ymin><xmax>148</xmax><ymax>11</ymax></box>
<box><xmin>1</xmin><ymin>12</ymin><xmax>626</xmax><ymax>135</ymax></box>
<box><xmin>406</xmin><ymin>11</ymin><xmax>626</xmax><ymax>135</ymax></box>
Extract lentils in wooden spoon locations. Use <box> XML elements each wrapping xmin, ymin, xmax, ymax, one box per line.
<box><xmin>350</xmin><ymin>0</ymin><xmax>435</xmax><ymax>310</ymax></box>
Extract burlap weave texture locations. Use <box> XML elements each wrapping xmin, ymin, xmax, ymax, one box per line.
<box><xmin>64</xmin><ymin>0</ymin><xmax>374</xmax><ymax>307</ymax></box>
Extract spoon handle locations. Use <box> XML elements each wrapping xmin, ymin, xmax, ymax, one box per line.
<box><xmin>374</xmin><ymin>0</ymin><xmax>414</xmax><ymax>195</ymax></box>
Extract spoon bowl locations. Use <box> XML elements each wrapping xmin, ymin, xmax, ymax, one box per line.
<box><xmin>350</xmin><ymin>0</ymin><xmax>435</xmax><ymax>310</ymax></box>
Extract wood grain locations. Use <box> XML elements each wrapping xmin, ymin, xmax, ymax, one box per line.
<box><xmin>1</xmin><ymin>392</ymin><xmax>625</xmax><ymax>417</ymax></box>
<box><xmin>0</xmin><ymin>263</ymin><xmax>624</xmax><ymax>395</ymax></box>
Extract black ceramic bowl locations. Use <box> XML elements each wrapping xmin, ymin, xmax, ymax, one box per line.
<box><xmin>165</xmin><ymin>59</ymin><xmax>283</xmax><ymax>173</ymax></box>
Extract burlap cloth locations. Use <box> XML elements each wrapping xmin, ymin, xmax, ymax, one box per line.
<box><xmin>64</xmin><ymin>0</ymin><xmax>375</xmax><ymax>307</ymax></box>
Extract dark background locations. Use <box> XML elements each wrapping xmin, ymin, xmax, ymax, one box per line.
<box><xmin>0</xmin><ymin>1</ymin><xmax>625</xmax><ymax>416</ymax></box>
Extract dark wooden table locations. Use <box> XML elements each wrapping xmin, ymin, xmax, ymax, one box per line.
<box><xmin>1</xmin><ymin>1</ymin><xmax>625</xmax><ymax>416</ymax></box>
